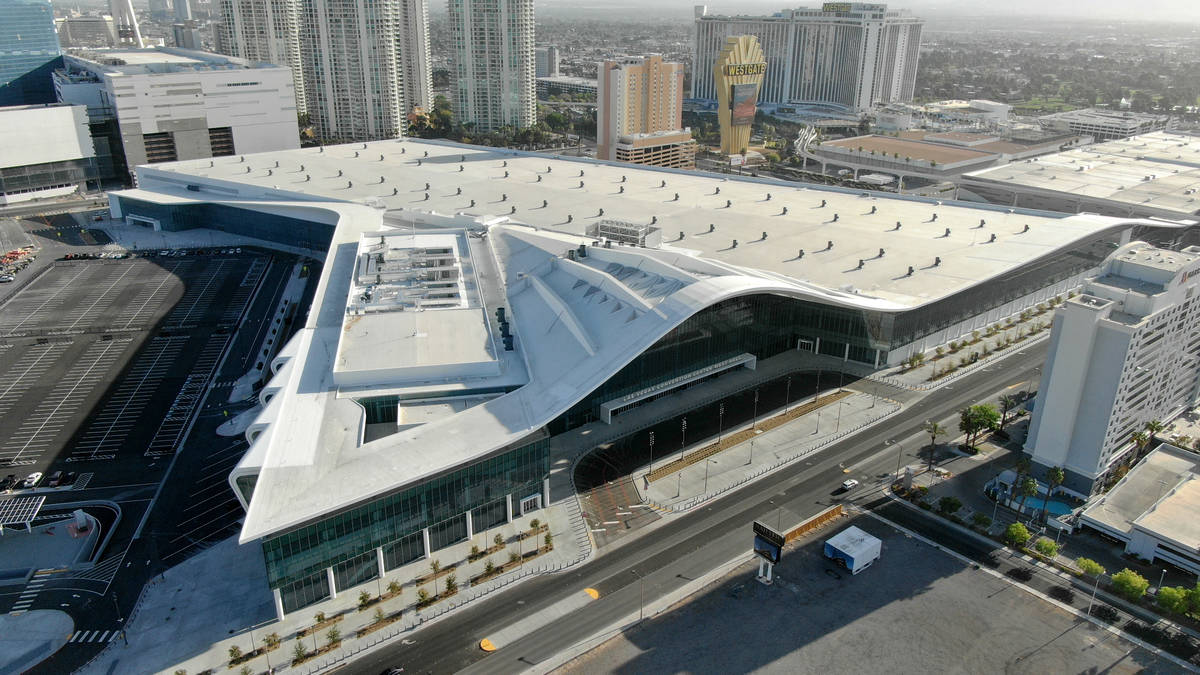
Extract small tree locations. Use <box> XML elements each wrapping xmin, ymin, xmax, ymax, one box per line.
<box><xmin>387</xmin><ymin>580</ymin><xmax>401</xmax><ymax>596</ymax></box>
<box><xmin>373</xmin><ymin>606</ymin><xmax>386</xmax><ymax>624</ymax></box>
<box><xmin>1034</xmin><ymin>538</ymin><xmax>1058</xmax><ymax>558</ymax></box>
<box><xmin>972</xmin><ymin>512</ymin><xmax>992</xmax><ymax>529</ymax></box>
<box><xmin>494</xmin><ymin>533</ymin><xmax>505</xmax><ymax>548</ymax></box>
<box><xmin>484</xmin><ymin>558</ymin><xmax>496</xmax><ymax>576</ymax></box>
<box><xmin>263</xmin><ymin>632</ymin><xmax>281</xmax><ymax>650</ymax></box>
<box><xmin>471</xmin><ymin>544</ymin><xmax>481</xmax><ymax>557</ymax></box>
<box><xmin>1111</xmin><ymin>568</ymin><xmax>1149</xmax><ymax>601</ymax></box>
<box><xmin>326</xmin><ymin>626</ymin><xmax>341</xmax><ymax>646</ymax></box>
<box><xmin>1004</xmin><ymin>522</ymin><xmax>1030</xmax><ymax>548</ymax></box>
<box><xmin>1009</xmin><ymin>456</ymin><xmax>1031</xmax><ymax>508</ymax></box>
<box><xmin>509</xmin><ymin>551</ymin><xmax>520</xmax><ymax>564</ymax></box>
<box><xmin>228</xmin><ymin>645</ymin><xmax>243</xmax><ymax>662</ymax></box>
<box><xmin>1158</xmin><ymin>586</ymin><xmax>1189</xmax><ymax>614</ymax></box>
<box><xmin>1076</xmin><ymin>557</ymin><xmax>1105</xmax><ymax>577</ymax></box>
<box><xmin>314</xmin><ymin>611</ymin><xmax>326</xmax><ymax>624</ymax></box>
<box><xmin>937</xmin><ymin>496</ymin><xmax>962</xmax><ymax>515</ymax></box>
<box><xmin>529</xmin><ymin>518</ymin><xmax>540</xmax><ymax>531</ymax></box>
<box><xmin>293</xmin><ymin>641</ymin><xmax>307</xmax><ymax>664</ymax></box>
<box><xmin>417</xmin><ymin>588</ymin><xmax>430</xmax><ymax>605</ymax></box>
<box><xmin>240</xmin><ymin>667</ymin><xmax>253</xmax><ymax>675</ymax></box>
<box><xmin>545</xmin><ymin>531</ymin><xmax>553</xmax><ymax>549</ymax></box>
<box><xmin>358</xmin><ymin>590</ymin><xmax>371</xmax><ymax>608</ymax></box>
<box><xmin>430</xmin><ymin>559</ymin><xmax>441</xmax><ymax>575</ymax></box>
<box><xmin>444</xmin><ymin>574</ymin><xmax>458</xmax><ymax>594</ymax></box>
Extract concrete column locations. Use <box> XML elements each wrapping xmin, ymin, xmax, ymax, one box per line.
<box><xmin>465</xmin><ymin>510</ymin><xmax>474</xmax><ymax>539</ymax></box>
<box><xmin>273</xmin><ymin>588</ymin><xmax>285</xmax><ymax>621</ymax></box>
<box><xmin>376</xmin><ymin>547</ymin><xmax>386</xmax><ymax>578</ymax></box>
<box><xmin>873</xmin><ymin>349</ymin><xmax>881</xmax><ymax>368</ymax></box>
<box><xmin>814</xmin><ymin>337</ymin><xmax>821</xmax><ymax>355</ymax></box>
<box><xmin>326</xmin><ymin>567</ymin><xmax>337</xmax><ymax>599</ymax></box>
<box><xmin>842</xmin><ymin>343</ymin><xmax>849</xmax><ymax>362</ymax></box>
<box><xmin>543</xmin><ymin>477</ymin><xmax>551</xmax><ymax>507</ymax></box>
<box><xmin>422</xmin><ymin>527</ymin><xmax>431</xmax><ymax>558</ymax></box>
<box><xmin>506</xmin><ymin>494</ymin><xmax>514</xmax><ymax>522</ymax></box>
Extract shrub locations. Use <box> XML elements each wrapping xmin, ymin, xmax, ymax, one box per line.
<box><xmin>1159</xmin><ymin>586</ymin><xmax>1189</xmax><ymax>614</ymax></box>
<box><xmin>228</xmin><ymin>645</ymin><xmax>243</xmax><ymax>661</ymax></box>
<box><xmin>494</xmin><ymin>533</ymin><xmax>505</xmax><ymax>548</ymax></box>
<box><xmin>1075</xmin><ymin>557</ymin><xmax>1105</xmax><ymax>577</ymax></box>
<box><xmin>937</xmin><ymin>496</ymin><xmax>962</xmax><ymax>515</ymax></box>
<box><xmin>918</xmin><ymin>500</ymin><xmax>932</xmax><ymax>510</ymax></box>
<box><xmin>445</xmin><ymin>574</ymin><xmax>458</xmax><ymax>593</ymax></box>
<box><xmin>1034</xmin><ymin>538</ymin><xmax>1058</xmax><ymax>558</ymax></box>
<box><xmin>1004</xmin><ymin>522</ymin><xmax>1031</xmax><ymax>548</ymax></box>
<box><xmin>373</xmin><ymin>607</ymin><xmax>386</xmax><ymax>624</ymax></box>
<box><xmin>387</xmin><ymin>580</ymin><xmax>401</xmax><ymax>596</ymax></box>
<box><xmin>470</xmin><ymin>544</ymin><xmax>480</xmax><ymax>557</ymax></box>
<box><xmin>358</xmin><ymin>590</ymin><xmax>371</xmax><ymax>608</ymax></box>
<box><xmin>509</xmin><ymin>551</ymin><xmax>521</xmax><ymax>564</ymax></box>
<box><xmin>1111</xmin><ymin>568</ymin><xmax>1149</xmax><ymax>601</ymax></box>
<box><xmin>326</xmin><ymin>626</ymin><xmax>341</xmax><ymax>646</ymax></box>
<box><xmin>417</xmin><ymin>588</ymin><xmax>430</xmax><ymax>604</ymax></box>
<box><xmin>972</xmin><ymin>513</ymin><xmax>992</xmax><ymax>529</ymax></box>
<box><xmin>293</xmin><ymin>642</ymin><xmax>307</xmax><ymax>663</ymax></box>
<box><xmin>529</xmin><ymin>518</ymin><xmax>540</xmax><ymax>530</ymax></box>
<box><xmin>545</xmin><ymin>532</ymin><xmax>553</xmax><ymax>549</ymax></box>
<box><xmin>484</xmin><ymin>559</ymin><xmax>496</xmax><ymax>576</ymax></box>
<box><xmin>314</xmin><ymin>611</ymin><xmax>326</xmax><ymax>624</ymax></box>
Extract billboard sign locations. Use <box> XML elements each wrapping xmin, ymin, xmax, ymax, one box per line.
<box><xmin>730</xmin><ymin>82</ymin><xmax>759</xmax><ymax>126</ymax></box>
<box><xmin>753</xmin><ymin>520</ymin><xmax>785</xmax><ymax>563</ymax></box>
<box><xmin>722</xmin><ymin>62</ymin><xmax>766</xmax><ymax>77</ymax></box>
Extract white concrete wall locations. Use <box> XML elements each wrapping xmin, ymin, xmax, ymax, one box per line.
<box><xmin>0</xmin><ymin>105</ymin><xmax>95</xmax><ymax>168</ymax></box>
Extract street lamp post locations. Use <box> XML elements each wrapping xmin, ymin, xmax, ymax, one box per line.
<box><xmin>814</xmin><ymin>410</ymin><xmax>820</xmax><ymax>435</ymax></box>
<box><xmin>784</xmin><ymin>376</ymin><xmax>792</xmax><ymax>414</ymax></box>
<box><xmin>111</xmin><ymin>593</ymin><xmax>127</xmax><ymax>646</ymax></box>
<box><xmin>835</xmin><ymin>399</ymin><xmax>843</xmax><ymax>432</ymax></box>
<box><xmin>747</xmin><ymin>436</ymin><xmax>755</xmax><ymax>466</ymax></box>
<box><xmin>648</xmin><ymin>432</ymin><xmax>655</xmax><ymax>475</ymax></box>
<box><xmin>1088</xmin><ymin>574</ymin><xmax>1101</xmax><ymax>615</ymax></box>
<box><xmin>1159</xmin><ymin>568</ymin><xmax>1167</xmax><ymax>594</ymax></box>
<box><xmin>717</xmin><ymin>403</ymin><xmax>725</xmax><ymax>445</ymax></box>
<box><xmin>814</xmin><ymin>369</ymin><xmax>822</xmax><ymax>403</ymax></box>
<box><xmin>680</xmin><ymin>417</ymin><xmax>687</xmax><ymax>462</ymax></box>
<box><xmin>752</xmin><ymin>389</ymin><xmax>760</xmax><ymax>430</ymax></box>
<box><xmin>676</xmin><ymin>471</ymin><xmax>681</xmax><ymax>498</ymax></box>
<box><xmin>893</xmin><ymin>442</ymin><xmax>904</xmax><ymax>481</ymax></box>
<box><xmin>704</xmin><ymin>459</ymin><xmax>711</xmax><ymax>493</ymax></box>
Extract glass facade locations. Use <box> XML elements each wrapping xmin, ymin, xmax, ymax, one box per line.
<box><xmin>0</xmin><ymin>0</ymin><xmax>61</xmax><ymax>105</ymax></box>
<box><xmin>115</xmin><ymin>198</ymin><xmax>335</xmax><ymax>251</ymax></box>
<box><xmin>261</xmin><ymin>436</ymin><xmax>547</xmax><ymax>596</ymax></box>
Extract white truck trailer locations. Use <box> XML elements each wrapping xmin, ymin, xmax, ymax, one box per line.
<box><xmin>823</xmin><ymin>526</ymin><xmax>881</xmax><ymax>575</ymax></box>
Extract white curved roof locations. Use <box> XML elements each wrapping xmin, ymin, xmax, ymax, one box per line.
<box><xmin>112</xmin><ymin>139</ymin><xmax>1199</xmax><ymax>542</ymax></box>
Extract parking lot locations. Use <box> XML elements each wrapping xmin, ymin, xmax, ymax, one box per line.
<box><xmin>0</xmin><ymin>252</ymin><xmax>267</xmax><ymax>478</ymax></box>
<box><xmin>560</xmin><ymin>515</ymin><xmax>1178</xmax><ymax>674</ymax></box>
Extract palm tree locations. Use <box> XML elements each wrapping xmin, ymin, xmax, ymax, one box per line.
<box><xmin>1130</xmin><ymin>430</ymin><xmax>1150</xmax><ymax>461</ymax></box>
<box><xmin>1143</xmin><ymin>419</ymin><xmax>1165</xmax><ymax>457</ymax></box>
<box><xmin>1017</xmin><ymin>477</ymin><xmax>1038</xmax><ymax>515</ymax></box>
<box><xmin>1009</xmin><ymin>456</ymin><xmax>1031</xmax><ymax>508</ymax></box>
<box><xmin>922</xmin><ymin>420</ymin><xmax>946</xmax><ymax>474</ymax></box>
<box><xmin>999</xmin><ymin>394</ymin><xmax>1019</xmax><ymax>429</ymax></box>
<box><xmin>1039</xmin><ymin>467</ymin><xmax>1065</xmax><ymax>522</ymax></box>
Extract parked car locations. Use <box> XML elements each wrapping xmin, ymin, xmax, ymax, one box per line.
<box><xmin>21</xmin><ymin>472</ymin><xmax>42</xmax><ymax>488</ymax></box>
<box><xmin>63</xmin><ymin>471</ymin><xmax>77</xmax><ymax>485</ymax></box>
<box><xmin>46</xmin><ymin>471</ymin><xmax>64</xmax><ymax>487</ymax></box>
<box><xmin>0</xmin><ymin>275</ymin><xmax>14</xmax><ymax>283</ymax></box>
<box><xmin>0</xmin><ymin>474</ymin><xmax>15</xmax><ymax>490</ymax></box>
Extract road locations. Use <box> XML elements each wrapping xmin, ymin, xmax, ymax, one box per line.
<box><xmin>346</xmin><ymin>345</ymin><xmax>1049</xmax><ymax>674</ymax></box>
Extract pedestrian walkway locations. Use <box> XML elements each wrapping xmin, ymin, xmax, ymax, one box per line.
<box><xmin>0</xmin><ymin>609</ymin><xmax>73</xmax><ymax>675</ymax></box>
<box><xmin>81</xmin><ymin>495</ymin><xmax>590</xmax><ymax>675</ymax></box>
<box><xmin>637</xmin><ymin>392</ymin><xmax>901</xmax><ymax>511</ymax></box>
<box><xmin>97</xmin><ymin>219</ymin><xmax>323</xmax><ymax>260</ymax></box>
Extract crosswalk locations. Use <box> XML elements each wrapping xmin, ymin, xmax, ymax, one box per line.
<box><xmin>9</xmin><ymin>570</ymin><xmax>50</xmax><ymax>612</ymax></box>
<box><xmin>68</xmin><ymin>629</ymin><xmax>122</xmax><ymax>643</ymax></box>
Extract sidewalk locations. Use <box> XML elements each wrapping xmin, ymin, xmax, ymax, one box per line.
<box><xmin>0</xmin><ymin>610</ymin><xmax>74</xmax><ymax>675</ymax></box>
<box><xmin>81</xmin><ymin>494</ymin><xmax>588</xmax><ymax>675</ymax></box>
<box><xmin>96</xmin><ymin>219</ymin><xmax>324</xmax><ymax>260</ymax></box>
<box><xmin>636</xmin><ymin>392</ymin><xmax>901</xmax><ymax>511</ymax></box>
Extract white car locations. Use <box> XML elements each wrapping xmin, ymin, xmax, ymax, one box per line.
<box><xmin>841</xmin><ymin>478</ymin><xmax>860</xmax><ymax>491</ymax></box>
<box><xmin>21</xmin><ymin>472</ymin><xmax>42</xmax><ymax>489</ymax></box>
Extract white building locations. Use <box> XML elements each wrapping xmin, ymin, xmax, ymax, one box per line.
<box><xmin>1080</xmin><ymin>444</ymin><xmax>1200</xmax><ymax>576</ymax></box>
<box><xmin>0</xmin><ymin>103</ymin><xmax>97</xmax><ymax>204</ymax></box>
<box><xmin>53</xmin><ymin>48</ymin><xmax>298</xmax><ymax>179</ymax></box>
<box><xmin>692</xmin><ymin>3</ymin><xmax>923</xmax><ymax>112</ymax></box>
<box><xmin>535</xmin><ymin>45</ymin><xmax>559</xmax><ymax>78</ymax></box>
<box><xmin>1027</xmin><ymin>242</ymin><xmax>1200</xmax><ymax>495</ymax></box>
<box><xmin>1039</xmin><ymin>109</ymin><xmax>1170</xmax><ymax>142</ymax></box>
<box><xmin>57</xmin><ymin>15</ymin><xmax>118</xmax><ymax>48</ymax></box>
<box><xmin>448</xmin><ymin>0</ymin><xmax>535</xmax><ymax>132</ymax></box>
<box><xmin>299</xmin><ymin>0</ymin><xmax>430</xmax><ymax>142</ymax></box>
<box><xmin>212</xmin><ymin>0</ymin><xmax>307</xmax><ymax>113</ymax></box>
<box><xmin>108</xmin><ymin>139</ymin><xmax>1197</xmax><ymax>615</ymax></box>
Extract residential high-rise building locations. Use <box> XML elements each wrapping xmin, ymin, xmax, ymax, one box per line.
<box><xmin>1026</xmin><ymin>242</ymin><xmax>1200</xmax><ymax>496</ymax></box>
<box><xmin>692</xmin><ymin>3</ymin><xmax>923</xmax><ymax>112</ymax></box>
<box><xmin>597</xmin><ymin>54</ymin><xmax>693</xmax><ymax>169</ymax></box>
<box><xmin>213</xmin><ymin>0</ymin><xmax>307</xmax><ymax>113</ymax></box>
<box><xmin>448</xmin><ymin>0</ymin><xmax>535</xmax><ymax>132</ymax></box>
<box><xmin>173</xmin><ymin>21</ymin><xmax>202</xmax><ymax>49</ymax></box>
<box><xmin>0</xmin><ymin>0</ymin><xmax>63</xmax><ymax>105</ymax></box>
<box><xmin>296</xmin><ymin>0</ymin><xmax>431</xmax><ymax>142</ymax></box>
<box><xmin>174</xmin><ymin>0</ymin><xmax>193</xmax><ymax>21</ymax></box>
<box><xmin>535</xmin><ymin>45</ymin><xmax>559</xmax><ymax>78</ymax></box>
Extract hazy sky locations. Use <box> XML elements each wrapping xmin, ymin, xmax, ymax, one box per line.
<box><xmin>539</xmin><ymin>0</ymin><xmax>1200</xmax><ymax>22</ymax></box>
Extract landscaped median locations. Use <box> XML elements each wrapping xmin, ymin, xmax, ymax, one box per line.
<box><xmin>646</xmin><ymin>390</ymin><xmax>852</xmax><ymax>483</ymax></box>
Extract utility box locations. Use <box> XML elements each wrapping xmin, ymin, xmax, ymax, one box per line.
<box><xmin>824</xmin><ymin>526</ymin><xmax>881</xmax><ymax>575</ymax></box>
